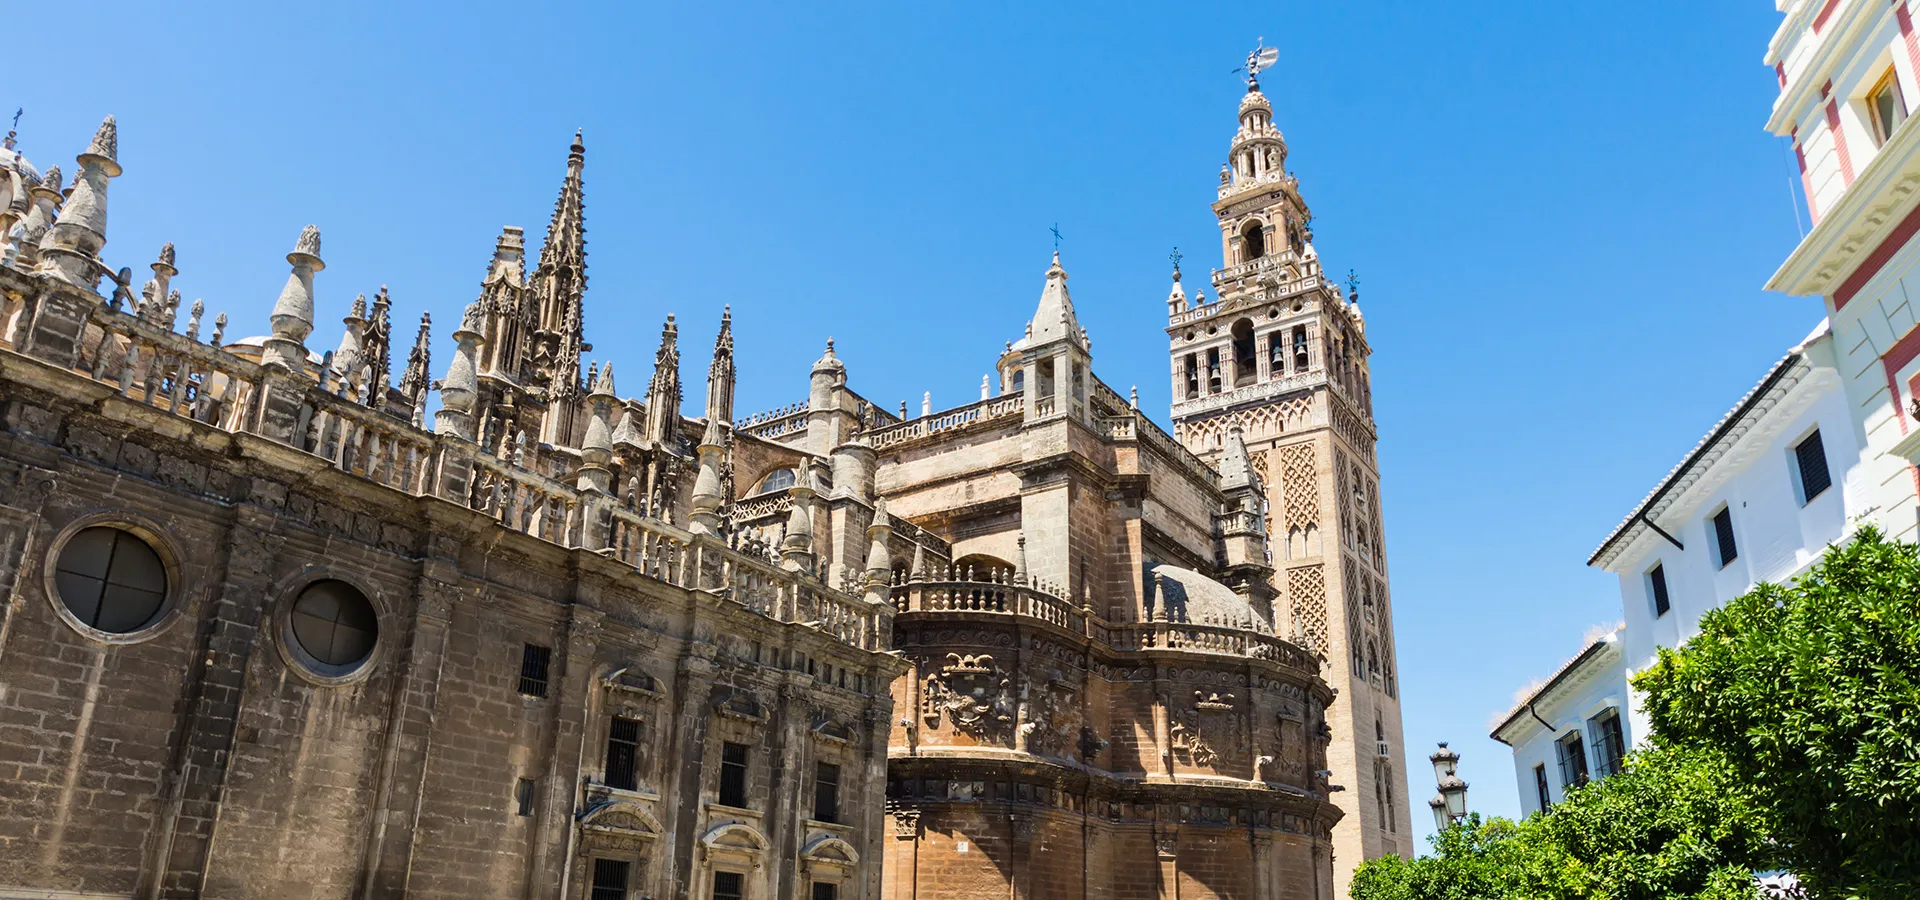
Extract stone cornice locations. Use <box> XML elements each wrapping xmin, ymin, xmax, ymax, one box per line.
<box><xmin>1767</xmin><ymin>110</ymin><xmax>1920</xmax><ymax>300</ymax></box>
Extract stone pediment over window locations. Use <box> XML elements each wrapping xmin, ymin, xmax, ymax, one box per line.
<box><xmin>812</xmin><ymin>716</ymin><xmax>855</xmax><ymax>744</ymax></box>
<box><xmin>578</xmin><ymin>799</ymin><xmax>665</xmax><ymax>855</ymax></box>
<box><xmin>799</xmin><ymin>834</ymin><xmax>860</xmax><ymax>878</ymax></box>
<box><xmin>714</xmin><ymin>688</ymin><xmax>765</xmax><ymax>722</ymax></box>
<box><xmin>699</xmin><ymin>821</ymin><xmax>769</xmax><ymax>871</ymax></box>
<box><xmin>605</xmin><ymin>666</ymin><xmax>661</xmax><ymax>696</ymax></box>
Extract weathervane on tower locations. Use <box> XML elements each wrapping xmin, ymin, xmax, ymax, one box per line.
<box><xmin>1233</xmin><ymin>38</ymin><xmax>1280</xmax><ymax>88</ymax></box>
<box><xmin>1050</xmin><ymin>223</ymin><xmax>1064</xmax><ymax>251</ymax></box>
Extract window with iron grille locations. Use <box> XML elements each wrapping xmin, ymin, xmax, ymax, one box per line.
<box><xmin>1795</xmin><ymin>430</ymin><xmax>1831</xmax><ymax>504</ymax></box>
<box><xmin>719</xmin><ymin>742</ymin><xmax>749</xmax><ymax>808</ymax></box>
<box><xmin>1534</xmin><ymin>763</ymin><xmax>1552</xmax><ymax>812</ymax></box>
<box><xmin>519</xmin><ymin>643</ymin><xmax>552</xmax><ymax>697</ymax></box>
<box><xmin>515</xmin><ymin>778</ymin><xmax>535</xmax><ymax>816</ymax></box>
<box><xmin>814</xmin><ymin>762</ymin><xmax>840</xmax><ymax>823</ymax></box>
<box><xmin>812</xmin><ymin>882</ymin><xmax>837</xmax><ymax>900</ymax></box>
<box><xmin>605</xmin><ymin>717</ymin><xmax>640</xmax><ymax>791</ymax></box>
<box><xmin>1556</xmin><ymin>731</ymin><xmax>1589</xmax><ymax>789</ymax></box>
<box><xmin>1649</xmin><ymin>563</ymin><xmax>1671</xmax><ymax>618</ymax></box>
<box><xmin>591</xmin><ymin>859</ymin><xmax>629</xmax><ymax>900</ymax></box>
<box><xmin>1711</xmin><ymin>507</ymin><xmax>1738</xmax><ymax>568</ymax></box>
<box><xmin>713</xmin><ymin>871</ymin><xmax>744</xmax><ymax>900</ymax></box>
<box><xmin>1589</xmin><ymin>709</ymin><xmax>1627</xmax><ymax>779</ymax></box>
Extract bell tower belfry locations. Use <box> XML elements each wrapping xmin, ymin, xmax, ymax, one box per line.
<box><xmin>1166</xmin><ymin>59</ymin><xmax>1415</xmax><ymax>887</ymax></box>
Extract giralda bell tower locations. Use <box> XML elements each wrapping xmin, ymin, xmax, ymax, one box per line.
<box><xmin>1165</xmin><ymin>59</ymin><xmax>1415</xmax><ymax>885</ymax></box>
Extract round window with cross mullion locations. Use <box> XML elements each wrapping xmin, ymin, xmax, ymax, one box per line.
<box><xmin>53</xmin><ymin>526</ymin><xmax>168</xmax><ymax>634</ymax></box>
<box><xmin>288</xmin><ymin>580</ymin><xmax>378</xmax><ymax>672</ymax></box>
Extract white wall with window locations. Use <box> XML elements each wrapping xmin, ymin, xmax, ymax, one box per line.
<box><xmin>1588</xmin><ymin>321</ymin><xmax>1867</xmax><ymax>746</ymax></box>
<box><xmin>1490</xmin><ymin>629</ymin><xmax>1629</xmax><ymax>817</ymax></box>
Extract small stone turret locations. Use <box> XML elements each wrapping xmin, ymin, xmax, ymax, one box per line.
<box><xmin>436</xmin><ymin>301</ymin><xmax>483</xmax><ymax>440</ymax></box>
<box><xmin>38</xmin><ymin>117</ymin><xmax>119</xmax><ymax>288</ymax></box>
<box><xmin>14</xmin><ymin>165</ymin><xmax>61</xmax><ymax>270</ymax></box>
<box><xmin>864</xmin><ymin>497</ymin><xmax>894</xmax><ymax>603</ymax></box>
<box><xmin>262</xmin><ymin>226</ymin><xmax>323</xmax><ymax>373</ymax></box>
<box><xmin>578</xmin><ymin>363</ymin><xmax>616</xmax><ymax>493</ymax></box>
<box><xmin>398</xmin><ymin>311</ymin><xmax>432</xmax><ymax>423</ymax></box>
<box><xmin>335</xmin><ymin>292</ymin><xmax>368</xmax><ymax>395</ymax></box>
<box><xmin>782</xmin><ymin>464</ymin><xmax>818</xmax><ymax>573</ymax></box>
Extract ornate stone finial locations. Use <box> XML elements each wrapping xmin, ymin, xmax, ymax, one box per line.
<box><xmin>398</xmin><ymin>310</ymin><xmax>432</xmax><ymax>406</ymax></box>
<box><xmin>981</xmin><ymin>374</ymin><xmax>990</xmax><ymax>400</ymax></box>
<box><xmin>922</xmin><ymin>391</ymin><xmax>932</xmax><ymax>417</ymax></box>
<box><xmin>264</xmin><ymin>225</ymin><xmax>324</xmax><ymax>371</ymax></box>
<box><xmin>39</xmin><ymin>165</ymin><xmax>60</xmax><ymax>194</ymax></box>
<box><xmin>83</xmin><ymin>116</ymin><xmax>119</xmax><ymax>175</ymax></box>
<box><xmin>157</xmin><ymin>242</ymin><xmax>176</xmax><ymax>271</ymax></box>
<box><xmin>593</xmin><ymin>361</ymin><xmax>616</xmax><ymax>397</ymax></box>
<box><xmin>347</xmin><ymin>292</ymin><xmax>367</xmax><ymax>321</ymax></box>
<box><xmin>185</xmin><ymin>299</ymin><xmax>204</xmax><ymax>340</ymax></box>
<box><xmin>211</xmin><ymin>312</ymin><xmax>227</xmax><ymax>347</ymax></box>
<box><xmin>1130</xmin><ymin>386</ymin><xmax>1139</xmax><ymax>409</ymax></box>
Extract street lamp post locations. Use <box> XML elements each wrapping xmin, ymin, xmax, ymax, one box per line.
<box><xmin>1428</xmin><ymin>741</ymin><xmax>1469</xmax><ymax>832</ymax></box>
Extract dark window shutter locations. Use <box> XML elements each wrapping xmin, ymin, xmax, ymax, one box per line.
<box><xmin>1797</xmin><ymin>431</ymin><xmax>1832</xmax><ymax>502</ymax></box>
<box><xmin>1713</xmin><ymin>509</ymin><xmax>1738</xmax><ymax>567</ymax></box>
<box><xmin>1650</xmin><ymin>564</ymin><xmax>1671</xmax><ymax>617</ymax></box>
<box><xmin>605</xmin><ymin>717</ymin><xmax>641</xmax><ymax>791</ymax></box>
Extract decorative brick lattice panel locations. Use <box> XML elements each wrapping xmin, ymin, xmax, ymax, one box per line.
<box><xmin>1288</xmin><ymin>564</ymin><xmax>1327</xmax><ymax>654</ymax></box>
<box><xmin>1278</xmin><ymin>443</ymin><xmax>1317</xmax><ymax>532</ymax></box>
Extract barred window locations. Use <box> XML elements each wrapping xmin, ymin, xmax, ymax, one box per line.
<box><xmin>1556</xmin><ymin>731</ymin><xmax>1589</xmax><ymax>788</ymax></box>
<box><xmin>713</xmin><ymin>871</ymin><xmax>744</xmax><ymax>900</ymax></box>
<box><xmin>518</xmin><ymin>643</ymin><xmax>552</xmax><ymax>697</ymax></box>
<box><xmin>1589</xmin><ymin>709</ymin><xmax>1627</xmax><ymax>779</ymax></box>
<box><xmin>591</xmin><ymin>859</ymin><xmax>629</xmax><ymax>900</ymax></box>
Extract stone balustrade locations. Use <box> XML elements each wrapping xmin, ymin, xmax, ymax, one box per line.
<box><xmin>868</xmin><ymin>394</ymin><xmax>1024</xmax><ymax>449</ymax></box>
<box><xmin>1110</xmin><ymin>619</ymin><xmax>1319</xmax><ymax>670</ymax></box>
<box><xmin>3</xmin><ymin>269</ymin><xmax>886</xmax><ymax>654</ymax></box>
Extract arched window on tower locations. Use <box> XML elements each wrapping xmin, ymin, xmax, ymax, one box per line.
<box><xmin>1206</xmin><ymin>348</ymin><xmax>1223</xmax><ymax>395</ymax></box>
<box><xmin>1242</xmin><ymin>222</ymin><xmax>1266</xmax><ymax>261</ymax></box>
<box><xmin>1292</xmin><ymin>326</ymin><xmax>1310</xmax><ymax>371</ymax></box>
<box><xmin>1183</xmin><ymin>353</ymin><xmax>1199</xmax><ymax>400</ymax></box>
<box><xmin>1231</xmin><ymin>319</ymin><xmax>1257</xmax><ymax>387</ymax></box>
<box><xmin>1011</xmin><ymin>369</ymin><xmax>1025</xmax><ymax>393</ymax></box>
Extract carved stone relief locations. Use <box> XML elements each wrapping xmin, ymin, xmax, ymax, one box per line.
<box><xmin>922</xmin><ymin>653</ymin><xmax>1014</xmax><ymax>745</ymax></box>
<box><xmin>1169</xmin><ymin>690</ymin><xmax>1238</xmax><ymax>769</ymax></box>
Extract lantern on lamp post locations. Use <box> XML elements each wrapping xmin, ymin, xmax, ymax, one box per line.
<box><xmin>1428</xmin><ymin>741</ymin><xmax>1469</xmax><ymax>831</ymax></box>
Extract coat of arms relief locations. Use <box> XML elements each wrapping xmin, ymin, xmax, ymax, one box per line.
<box><xmin>922</xmin><ymin>653</ymin><xmax>1015</xmax><ymax>745</ymax></box>
<box><xmin>1169</xmin><ymin>690</ymin><xmax>1239</xmax><ymax>769</ymax></box>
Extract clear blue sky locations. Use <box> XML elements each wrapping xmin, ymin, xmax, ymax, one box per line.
<box><xmin>16</xmin><ymin>1</ymin><xmax>1813</xmax><ymax>848</ymax></box>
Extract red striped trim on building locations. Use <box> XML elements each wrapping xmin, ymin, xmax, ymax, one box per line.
<box><xmin>1777</xmin><ymin>62</ymin><xmax>1788</xmax><ymax>88</ymax></box>
<box><xmin>1796</xmin><ymin>140</ymin><xmax>1820</xmax><ymax>224</ymax></box>
<box><xmin>1828</xmin><ymin>99</ymin><xmax>1857</xmax><ymax>185</ymax></box>
<box><xmin>1899</xmin><ymin>2</ymin><xmax>1920</xmax><ymax>82</ymax></box>
<box><xmin>1813</xmin><ymin>0</ymin><xmax>1844</xmax><ymax>33</ymax></box>
<box><xmin>1834</xmin><ymin>196</ymin><xmax>1920</xmax><ymax>309</ymax></box>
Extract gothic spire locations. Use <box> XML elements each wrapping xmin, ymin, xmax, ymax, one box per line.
<box><xmin>706</xmin><ymin>305</ymin><xmax>735</xmax><ymax>425</ymax></box>
<box><xmin>534</xmin><ymin>130</ymin><xmax>587</xmax><ymax>398</ymax></box>
<box><xmin>365</xmin><ymin>285</ymin><xmax>393</xmax><ymax>397</ymax></box>
<box><xmin>644</xmin><ymin>314</ymin><xmax>682</xmax><ymax>447</ymax></box>
<box><xmin>398</xmin><ymin>310</ymin><xmax>432</xmax><ymax>412</ymax></box>
<box><xmin>1025</xmin><ymin>251</ymin><xmax>1087</xmax><ymax>350</ymax></box>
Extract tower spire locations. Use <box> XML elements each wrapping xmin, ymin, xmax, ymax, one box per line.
<box><xmin>643</xmin><ymin>314</ymin><xmax>682</xmax><ymax>447</ymax></box>
<box><xmin>534</xmin><ymin>129</ymin><xmax>587</xmax><ymax>398</ymax></box>
<box><xmin>707</xmin><ymin>305</ymin><xmax>735</xmax><ymax>425</ymax></box>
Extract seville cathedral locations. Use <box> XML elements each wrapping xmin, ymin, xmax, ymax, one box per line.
<box><xmin>0</xmin><ymin>67</ymin><xmax>1409</xmax><ymax>900</ymax></box>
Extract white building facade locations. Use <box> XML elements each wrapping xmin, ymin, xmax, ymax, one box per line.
<box><xmin>1489</xmin><ymin>630</ymin><xmax>1629</xmax><ymax>817</ymax></box>
<box><xmin>1765</xmin><ymin>0</ymin><xmax>1920</xmax><ymax>536</ymax></box>
<box><xmin>1589</xmin><ymin>323</ymin><xmax>1863</xmax><ymax>746</ymax></box>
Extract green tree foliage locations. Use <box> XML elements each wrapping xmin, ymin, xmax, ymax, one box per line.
<box><xmin>1349</xmin><ymin>746</ymin><xmax>1763</xmax><ymax>900</ymax></box>
<box><xmin>1638</xmin><ymin>527</ymin><xmax>1920</xmax><ymax>898</ymax></box>
<box><xmin>1355</xmin><ymin>528</ymin><xmax>1920</xmax><ymax>899</ymax></box>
